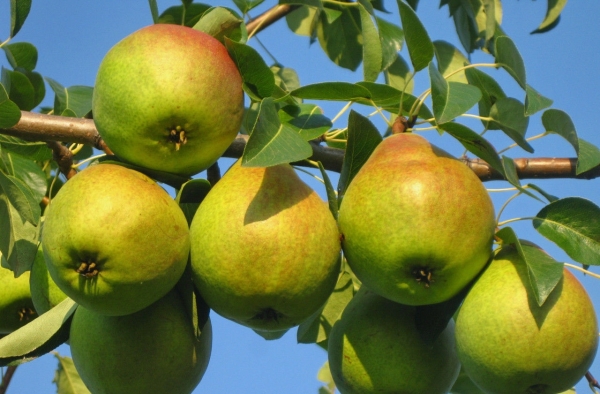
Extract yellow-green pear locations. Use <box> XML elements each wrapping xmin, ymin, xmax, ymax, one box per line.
<box><xmin>455</xmin><ymin>245</ymin><xmax>598</xmax><ymax>393</ymax></box>
<box><xmin>338</xmin><ymin>133</ymin><xmax>496</xmax><ymax>305</ymax></box>
<box><xmin>328</xmin><ymin>288</ymin><xmax>461</xmax><ymax>393</ymax></box>
<box><xmin>189</xmin><ymin>161</ymin><xmax>341</xmax><ymax>332</ymax></box>
<box><xmin>0</xmin><ymin>265</ymin><xmax>36</xmax><ymax>333</ymax></box>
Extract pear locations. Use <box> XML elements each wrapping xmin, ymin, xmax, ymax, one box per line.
<box><xmin>455</xmin><ymin>245</ymin><xmax>598</xmax><ymax>393</ymax></box>
<box><xmin>189</xmin><ymin>161</ymin><xmax>341</xmax><ymax>332</ymax></box>
<box><xmin>42</xmin><ymin>163</ymin><xmax>190</xmax><ymax>316</ymax></box>
<box><xmin>93</xmin><ymin>24</ymin><xmax>244</xmax><ymax>177</ymax></box>
<box><xmin>70</xmin><ymin>289</ymin><xmax>212</xmax><ymax>394</ymax></box>
<box><xmin>29</xmin><ymin>246</ymin><xmax>68</xmax><ymax>315</ymax></box>
<box><xmin>338</xmin><ymin>133</ymin><xmax>496</xmax><ymax>305</ymax></box>
<box><xmin>0</xmin><ymin>265</ymin><xmax>36</xmax><ymax>333</ymax></box>
<box><xmin>328</xmin><ymin>288</ymin><xmax>461</xmax><ymax>394</ymax></box>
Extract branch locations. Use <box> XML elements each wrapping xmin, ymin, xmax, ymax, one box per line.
<box><xmin>246</xmin><ymin>4</ymin><xmax>300</xmax><ymax>36</ymax></box>
<box><xmin>2</xmin><ymin>111</ymin><xmax>600</xmax><ymax>181</ymax></box>
<box><xmin>0</xmin><ymin>366</ymin><xmax>18</xmax><ymax>394</ymax></box>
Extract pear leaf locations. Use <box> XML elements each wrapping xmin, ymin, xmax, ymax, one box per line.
<box><xmin>429</xmin><ymin>62</ymin><xmax>481</xmax><ymax>125</ymax></box>
<box><xmin>358</xmin><ymin>4</ymin><xmax>382</xmax><ymax>82</ymax></box>
<box><xmin>533</xmin><ymin>197</ymin><xmax>600</xmax><ymax>267</ymax></box>
<box><xmin>464</xmin><ymin>67</ymin><xmax>506</xmax><ymax>129</ymax></box>
<box><xmin>531</xmin><ymin>0</ymin><xmax>567</xmax><ymax>34</ymax></box>
<box><xmin>397</xmin><ymin>0</ymin><xmax>433</xmax><ymax>72</ymax></box>
<box><xmin>525</xmin><ymin>85</ymin><xmax>553</xmax><ymax>116</ymax></box>
<box><xmin>0</xmin><ymin>97</ymin><xmax>21</xmax><ymax>129</ymax></box>
<box><xmin>576</xmin><ymin>139</ymin><xmax>600</xmax><ymax>175</ymax></box>
<box><xmin>489</xmin><ymin>98</ymin><xmax>532</xmax><ymax>152</ymax></box>
<box><xmin>316</xmin><ymin>161</ymin><xmax>338</xmax><ymax>219</ymax></box>
<box><xmin>242</xmin><ymin>97</ymin><xmax>313</xmax><ymax>167</ymax></box>
<box><xmin>3</xmin><ymin>42</ymin><xmax>38</xmax><ymax>71</ymax></box>
<box><xmin>278</xmin><ymin>104</ymin><xmax>332</xmax><ymax>141</ymax></box>
<box><xmin>0</xmin><ymin>192</ymin><xmax>38</xmax><ymax>276</ymax></box>
<box><xmin>292</xmin><ymin>82</ymin><xmax>371</xmax><ymax>101</ymax></box>
<box><xmin>10</xmin><ymin>0</ymin><xmax>32</xmax><ymax>38</ymax></box>
<box><xmin>0</xmin><ymin>170</ymin><xmax>40</xmax><ymax>226</ymax></box>
<box><xmin>176</xmin><ymin>179</ymin><xmax>212</xmax><ymax>225</ymax></box>
<box><xmin>495</xmin><ymin>35</ymin><xmax>526</xmax><ymax>90</ymax></box>
<box><xmin>377</xmin><ymin>17</ymin><xmax>404</xmax><ymax>71</ymax></box>
<box><xmin>0</xmin><ymin>135</ymin><xmax>52</xmax><ymax>161</ymax></box>
<box><xmin>0</xmin><ymin>298</ymin><xmax>76</xmax><ymax>367</ymax></box>
<box><xmin>433</xmin><ymin>40</ymin><xmax>469</xmax><ymax>83</ymax></box>
<box><xmin>225</xmin><ymin>38</ymin><xmax>274</xmax><ymax>100</ymax></box>
<box><xmin>148</xmin><ymin>0</ymin><xmax>159</xmax><ymax>23</ymax></box>
<box><xmin>45</xmin><ymin>78</ymin><xmax>93</xmax><ymax>118</ymax></box>
<box><xmin>252</xmin><ymin>328</ymin><xmax>289</xmax><ymax>340</ymax></box>
<box><xmin>194</xmin><ymin>6</ymin><xmax>247</xmax><ymax>44</ymax></box>
<box><xmin>520</xmin><ymin>243</ymin><xmax>564</xmax><ymax>307</ymax></box>
<box><xmin>157</xmin><ymin>3</ymin><xmax>211</xmax><ymax>26</ymax></box>
<box><xmin>501</xmin><ymin>156</ymin><xmax>541</xmax><ymax>202</ymax></box>
<box><xmin>338</xmin><ymin>110</ymin><xmax>382</xmax><ymax>200</ymax></box>
<box><xmin>53</xmin><ymin>353</ymin><xmax>92</xmax><ymax>394</ymax></box>
<box><xmin>385</xmin><ymin>55</ymin><xmax>413</xmax><ymax>94</ymax></box>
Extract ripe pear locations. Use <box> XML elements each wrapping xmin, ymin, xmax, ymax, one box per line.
<box><xmin>338</xmin><ymin>133</ymin><xmax>496</xmax><ymax>305</ymax></box>
<box><xmin>42</xmin><ymin>164</ymin><xmax>190</xmax><ymax>316</ymax></box>
<box><xmin>29</xmin><ymin>246</ymin><xmax>67</xmax><ymax>314</ymax></box>
<box><xmin>189</xmin><ymin>161</ymin><xmax>341</xmax><ymax>332</ymax></box>
<box><xmin>70</xmin><ymin>289</ymin><xmax>212</xmax><ymax>394</ymax></box>
<box><xmin>455</xmin><ymin>245</ymin><xmax>598</xmax><ymax>393</ymax></box>
<box><xmin>0</xmin><ymin>266</ymin><xmax>36</xmax><ymax>333</ymax></box>
<box><xmin>328</xmin><ymin>288</ymin><xmax>461</xmax><ymax>394</ymax></box>
<box><xmin>93</xmin><ymin>24</ymin><xmax>244</xmax><ymax>177</ymax></box>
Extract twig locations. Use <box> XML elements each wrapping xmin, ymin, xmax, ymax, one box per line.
<box><xmin>46</xmin><ymin>141</ymin><xmax>77</xmax><ymax>179</ymax></box>
<box><xmin>246</xmin><ymin>4</ymin><xmax>300</xmax><ymax>36</ymax></box>
<box><xmin>587</xmin><ymin>371</ymin><xmax>600</xmax><ymax>389</ymax></box>
<box><xmin>0</xmin><ymin>366</ymin><xmax>18</xmax><ymax>394</ymax></box>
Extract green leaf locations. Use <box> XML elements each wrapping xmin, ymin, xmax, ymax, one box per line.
<box><xmin>231</xmin><ymin>0</ymin><xmax>265</xmax><ymax>13</ymax></box>
<box><xmin>525</xmin><ymin>85</ymin><xmax>553</xmax><ymax>116</ymax></box>
<box><xmin>317</xmin><ymin>360</ymin><xmax>336</xmax><ymax>393</ymax></box>
<box><xmin>0</xmin><ymin>149</ymin><xmax>48</xmax><ymax>204</ymax></box>
<box><xmin>271</xmin><ymin>65</ymin><xmax>301</xmax><ymax>93</ymax></box>
<box><xmin>500</xmin><ymin>156</ymin><xmax>540</xmax><ymax>201</ymax></box>
<box><xmin>338</xmin><ymin>110</ymin><xmax>382</xmax><ymax>200</ymax></box>
<box><xmin>280</xmin><ymin>0</ymin><xmax>322</xmax><ymax>7</ymax></box>
<box><xmin>285</xmin><ymin>5</ymin><xmax>320</xmax><ymax>37</ymax></box>
<box><xmin>148</xmin><ymin>0</ymin><xmax>159</xmax><ymax>23</ymax></box>
<box><xmin>533</xmin><ymin>197</ymin><xmax>600</xmax><ymax>267</ymax></box>
<box><xmin>429</xmin><ymin>62</ymin><xmax>481</xmax><ymax>125</ymax></box>
<box><xmin>292</xmin><ymin>82</ymin><xmax>371</xmax><ymax>101</ymax></box>
<box><xmin>450</xmin><ymin>367</ymin><xmax>486</xmax><ymax>394</ymax></box>
<box><xmin>465</xmin><ymin>67</ymin><xmax>506</xmax><ymax>129</ymax></box>
<box><xmin>397</xmin><ymin>0</ymin><xmax>434</xmax><ymax>72</ymax></box>
<box><xmin>252</xmin><ymin>328</ymin><xmax>289</xmax><ymax>340</ymax></box>
<box><xmin>0</xmin><ymin>89</ymin><xmax>21</xmax><ymax>128</ymax></box>
<box><xmin>3</xmin><ymin>42</ymin><xmax>38</xmax><ymax>71</ymax></box>
<box><xmin>524</xmin><ymin>183</ymin><xmax>558</xmax><ymax>203</ymax></box>
<box><xmin>358</xmin><ymin>5</ymin><xmax>382</xmax><ymax>82</ymax></box>
<box><xmin>385</xmin><ymin>55</ymin><xmax>413</xmax><ymax>94</ymax></box>
<box><xmin>10</xmin><ymin>0</ymin><xmax>32</xmax><ymax>38</ymax></box>
<box><xmin>53</xmin><ymin>353</ymin><xmax>92</xmax><ymax>394</ymax></box>
<box><xmin>0</xmin><ymin>192</ymin><xmax>38</xmax><ymax>275</ymax></box>
<box><xmin>45</xmin><ymin>78</ymin><xmax>93</xmax><ymax>118</ymax></box>
<box><xmin>225</xmin><ymin>38</ymin><xmax>275</xmax><ymax>100</ymax></box>
<box><xmin>317</xmin><ymin>161</ymin><xmax>338</xmax><ymax>219</ymax></box>
<box><xmin>0</xmin><ymin>135</ymin><xmax>52</xmax><ymax>161</ymax></box>
<box><xmin>279</xmin><ymin>104</ymin><xmax>332</xmax><ymax>141</ymax></box>
<box><xmin>0</xmin><ymin>170</ymin><xmax>40</xmax><ymax>226</ymax></box>
<box><xmin>193</xmin><ymin>7</ymin><xmax>247</xmax><ymax>44</ymax></box>
<box><xmin>576</xmin><ymin>138</ymin><xmax>600</xmax><ymax>175</ymax></box>
<box><xmin>495</xmin><ymin>35</ymin><xmax>526</xmax><ymax>90</ymax></box>
<box><xmin>489</xmin><ymin>97</ymin><xmax>532</xmax><ymax>152</ymax></box>
<box><xmin>531</xmin><ymin>0</ymin><xmax>567</xmax><ymax>34</ymax></box>
<box><xmin>520</xmin><ymin>243</ymin><xmax>564</xmax><ymax>307</ymax></box>
<box><xmin>433</xmin><ymin>40</ymin><xmax>469</xmax><ymax>83</ymax></box>
<box><xmin>297</xmin><ymin>270</ymin><xmax>353</xmax><ymax>344</ymax></box>
<box><xmin>2</xmin><ymin>68</ymin><xmax>36</xmax><ymax>111</ymax></box>
<box><xmin>242</xmin><ymin>97</ymin><xmax>313</xmax><ymax>167</ymax></box>
<box><xmin>316</xmin><ymin>5</ymin><xmax>362</xmax><ymax>71</ymax></box>
<box><xmin>451</xmin><ymin>4</ymin><xmax>479</xmax><ymax>54</ymax></box>
<box><xmin>439</xmin><ymin>122</ymin><xmax>504</xmax><ymax>177</ymax></box>
<box><xmin>0</xmin><ymin>298</ymin><xmax>76</xmax><ymax>366</ymax></box>
<box><xmin>176</xmin><ymin>179</ymin><xmax>212</xmax><ymax>226</ymax></box>
<box><xmin>355</xmin><ymin>82</ymin><xmax>433</xmax><ymax>119</ymax></box>
<box><xmin>157</xmin><ymin>3</ymin><xmax>212</xmax><ymax>27</ymax></box>
<box><xmin>376</xmin><ymin>17</ymin><xmax>404</xmax><ymax>71</ymax></box>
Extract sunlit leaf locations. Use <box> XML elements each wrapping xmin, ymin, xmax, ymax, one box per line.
<box><xmin>385</xmin><ymin>54</ymin><xmax>413</xmax><ymax>94</ymax></box>
<box><xmin>157</xmin><ymin>3</ymin><xmax>212</xmax><ymax>26</ymax></box>
<box><xmin>194</xmin><ymin>7</ymin><xmax>247</xmax><ymax>44</ymax></box>
<box><xmin>397</xmin><ymin>0</ymin><xmax>434</xmax><ymax>71</ymax></box>
<box><xmin>316</xmin><ymin>5</ymin><xmax>362</xmax><ymax>71</ymax></box>
<box><xmin>225</xmin><ymin>38</ymin><xmax>275</xmax><ymax>100</ymax></box>
<box><xmin>358</xmin><ymin>4</ymin><xmax>382</xmax><ymax>82</ymax></box>
<box><xmin>576</xmin><ymin>138</ymin><xmax>600</xmax><ymax>175</ymax></box>
<box><xmin>176</xmin><ymin>179</ymin><xmax>212</xmax><ymax>225</ymax></box>
<box><xmin>2</xmin><ymin>42</ymin><xmax>37</xmax><ymax>71</ymax></box>
<box><xmin>0</xmin><ymin>82</ymin><xmax>21</xmax><ymax>128</ymax></box>
<box><xmin>433</xmin><ymin>40</ymin><xmax>469</xmax><ymax>83</ymax></box>
<box><xmin>279</xmin><ymin>104</ymin><xmax>332</xmax><ymax>141</ymax></box>
<box><xmin>520</xmin><ymin>243</ymin><xmax>564</xmax><ymax>306</ymax></box>
<box><xmin>531</xmin><ymin>0</ymin><xmax>567</xmax><ymax>34</ymax></box>
<box><xmin>489</xmin><ymin>98</ymin><xmax>532</xmax><ymax>152</ymax></box>
<box><xmin>10</xmin><ymin>0</ymin><xmax>32</xmax><ymax>38</ymax></box>
<box><xmin>495</xmin><ymin>35</ymin><xmax>526</xmax><ymax>89</ymax></box>
<box><xmin>376</xmin><ymin>17</ymin><xmax>404</xmax><ymax>71</ymax></box>
<box><xmin>429</xmin><ymin>63</ymin><xmax>481</xmax><ymax>125</ymax></box>
<box><xmin>232</xmin><ymin>0</ymin><xmax>265</xmax><ymax>14</ymax></box>
<box><xmin>53</xmin><ymin>353</ymin><xmax>92</xmax><ymax>394</ymax></box>
<box><xmin>292</xmin><ymin>82</ymin><xmax>371</xmax><ymax>101</ymax></box>
<box><xmin>525</xmin><ymin>84</ymin><xmax>553</xmax><ymax>116</ymax></box>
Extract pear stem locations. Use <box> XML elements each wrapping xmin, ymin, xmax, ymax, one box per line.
<box><xmin>0</xmin><ymin>366</ymin><xmax>18</xmax><ymax>394</ymax></box>
<box><xmin>586</xmin><ymin>371</ymin><xmax>600</xmax><ymax>390</ymax></box>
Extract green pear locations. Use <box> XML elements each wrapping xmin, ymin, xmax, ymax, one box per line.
<box><xmin>455</xmin><ymin>245</ymin><xmax>598</xmax><ymax>393</ymax></box>
<box><xmin>338</xmin><ymin>133</ymin><xmax>496</xmax><ymax>305</ymax></box>
<box><xmin>93</xmin><ymin>24</ymin><xmax>244</xmax><ymax>177</ymax></box>
<box><xmin>70</xmin><ymin>289</ymin><xmax>212</xmax><ymax>394</ymax></box>
<box><xmin>189</xmin><ymin>161</ymin><xmax>341</xmax><ymax>332</ymax></box>
<box><xmin>328</xmin><ymin>288</ymin><xmax>461</xmax><ymax>394</ymax></box>
<box><xmin>42</xmin><ymin>163</ymin><xmax>190</xmax><ymax>316</ymax></box>
<box><xmin>0</xmin><ymin>265</ymin><xmax>36</xmax><ymax>333</ymax></box>
<box><xmin>29</xmin><ymin>246</ymin><xmax>68</xmax><ymax>315</ymax></box>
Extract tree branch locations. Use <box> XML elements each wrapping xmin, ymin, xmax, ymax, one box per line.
<box><xmin>2</xmin><ymin>111</ymin><xmax>600</xmax><ymax>181</ymax></box>
<box><xmin>246</xmin><ymin>4</ymin><xmax>300</xmax><ymax>36</ymax></box>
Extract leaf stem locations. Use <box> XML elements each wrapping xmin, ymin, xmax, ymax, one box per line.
<box><xmin>71</xmin><ymin>153</ymin><xmax>106</xmax><ymax>169</ymax></box>
<box><xmin>565</xmin><ymin>264</ymin><xmax>600</xmax><ymax>280</ymax></box>
<box><xmin>496</xmin><ymin>191</ymin><xmax>522</xmax><ymax>224</ymax></box>
<box><xmin>331</xmin><ymin>102</ymin><xmax>353</xmax><ymax>124</ymax></box>
<box><xmin>497</xmin><ymin>132</ymin><xmax>549</xmax><ymax>155</ymax></box>
<box><xmin>293</xmin><ymin>165</ymin><xmax>325</xmax><ymax>184</ymax></box>
<box><xmin>497</xmin><ymin>216</ymin><xmax>536</xmax><ymax>227</ymax></box>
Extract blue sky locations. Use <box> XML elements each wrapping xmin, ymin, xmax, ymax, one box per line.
<box><xmin>2</xmin><ymin>1</ymin><xmax>600</xmax><ymax>393</ymax></box>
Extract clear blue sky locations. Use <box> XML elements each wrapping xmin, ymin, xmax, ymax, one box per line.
<box><xmin>2</xmin><ymin>1</ymin><xmax>600</xmax><ymax>393</ymax></box>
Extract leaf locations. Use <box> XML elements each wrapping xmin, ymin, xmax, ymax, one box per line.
<box><xmin>292</xmin><ymin>82</ymin><xmax>371</xmax><ymax>101</ymax></box>
<box><xmin>576</xmin><ymin>138</ymin><xmax>600</xmax><ymax>175</ymax></box>
<box><xmin>285</xmin><ymin>5</ymin><xmax>320</xmax><ymax>37</ymax></box>
<box><xmin>53</xmin><ymin>353</ymin><xmax>92</xmax><ymax>394</ymax></box>
<box><xmin>489</xmin><ymin>97</ymin><xmax>532</xmax><ymax>152</ymax></box>
<box><xmin>0</xmin><ymin>192</ymin><xmax>38</xmax><ymax>276</ymax></box>
<box><xmin>439</xmin><ymin>122</ymin><xmax>504</xmax><ymax>177</ymax></box>
<box><xmin>0</xmin><ymin>298</ymin><xmax>76</xmax><ymax>367</ymax></box>
<box><xmin>397</xmin><ymin>0</ymin><xmax>434</xmax><ymax>72</ymax></box>
<box><xmin>2</xmin><ymin>68</ymin><xmax>35</xmax><ymax>111</ymax></box>
<box><xmin>317</xmin><ymin>360</ymin><xmax>336</xmax><ymax>393</ymax></box>
<box><xmin>157</xmin><ymin>3</ymin><xmax>212</xmax><ymax>27</ymax></box>
<box><xmin>45</xmin><ymin>78</ymin><xmax>93</xmax><ymax>118</ymax></box>
<box><xmin>193</xmin><ymin>7</ymin><xmax>247</xmax><ymax>44</ymax></box>
<box><xmin>242</xmin><ymin>98</ymin><xmax>313</xmax><ymax>167</ymax></box>
<box><xmin>495</xmin><ymin>35</ymin><xmax>526</xmax><ymax>90</ymax></box>
<box><xmin>500</xmin><ymin>156</ymin><xmax>541</xmax><ymax>201</ymax></box>
<box><xmin>433</xmin><ymin>40</ymin><xmax>469</xmax><ymax>83</ymax></box>
<box><xmin>354</xmin><ymin>82</ymin><xmax>433</xmax><ymax>119</ymax></box>
<box><xmin>176</xmin><ymin>179</ymin><xmax>212</xmax><ymax>225</ymax></box>
<box><xmin>385</xmin><ymin>55</ymin><xmax>413</xmax><ymax>94</ymax></box>
<box><xmin>358</xmin><ymin>5</ymin><xmax>382</xmax><ymax>82</ymax></box>
<box><xmin>464</xmin><ymin>67</ymin><xmax>506</xmax><ymax>129</ymax></box>
<box><xmin>0</xmin><ymin>90</ymin><xmax>21</xmax><ymax>129</ymax></box>
<box><xmin>225</xmin><ymin>38</ymin><xmax>275</xmax><ymax>100</ymax></box>
<box><xmin>338</xmin><ymin>111</ymin><xmax>382</xmax><ymax>200</ymax></box>
<box><xmin>429</xmin><ymin>63</ymin><xmax>481</xmax><ymax>125</ymax></box>
<box><xmin>271</xmin><ymin>65</ymin><xmax>301</xmax><ymax>93</ymax></box>
<box><xmin>278</xmin><ymin>104</ymin><xmax>332</xmax><ymax>141</ymax></box>
<box><xmin>252</xmin><ymin>328</ymin><xmax>289</xmax><ymax>340</ymax></box>
<box><xmin>531</xmin><ymin>0</ymin><xmax>567</xmax><ymax>34</ymax></box>
<box><xmin>0</xmin><ymin>170</ymin><xmax>40</xmax><ymax>226</ymax></box>
<box><xmin>148</xmin><ymin>0</ymin><xmax>159</xmax><ymax>23</ymax></box>
<box><xmin>533</xmin><ymin>197</ymin><xmax>600</xmax><ymax>267</ymax></box>
<box><xmin>232</xmin><ymin>0</ymin><xmax>265</xmax><ymax>13</ymax></box>
<box><xmin>317</xmin><ymin>161</ymin><xmax>338</xmax><ymax>219</ymax></box>
<box><xmin>376</xmin><ymin>17</ymin><xmax>404</xmax><ymax>71</ymax></box>
<box><xmin>520</xmin><ymin>243</ymin><xmax>564</xmax><ymax>307</ymax></box>
<box><xmin>297</xmin><ymin>270</ymin><xmax>353</xmax><ymax>344</ymax></box>
<box><xmin>450</xmin><ymin>367</ymin><xmax>486</xmax><ymax>394</ymax></box>
<box><xmin>525</xmin><ymin>85</ymin><xmax>553</xmax><ymax>116</ymax></box>
<box><xmin>10</xmin><ymin>0</ymin><xmax>32</xmax><ymax>38</ymax></box>
<box><xmin>316</xmin><ymin>5</ymin><xmax>363</xmax><ymax>71</ymax></box>
<box><xmin>0</xmin><ymin>135</ymin><xmax>53</xmax><ymax>161</ymax></box>
<box><xmin>0</xmin><ymin>150</ymin><xmax>48</xmax><ymax>203</ymax></box>
<box><xmin>2</xmin><ymin>42</ymin><xmax>38</xmax><ymax>71</ymax></box>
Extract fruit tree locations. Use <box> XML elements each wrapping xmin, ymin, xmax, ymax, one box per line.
<box><xmin>1</xmin><ymin>1</ymin><xmax>600</xmax><ymax>393</ymax></box>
